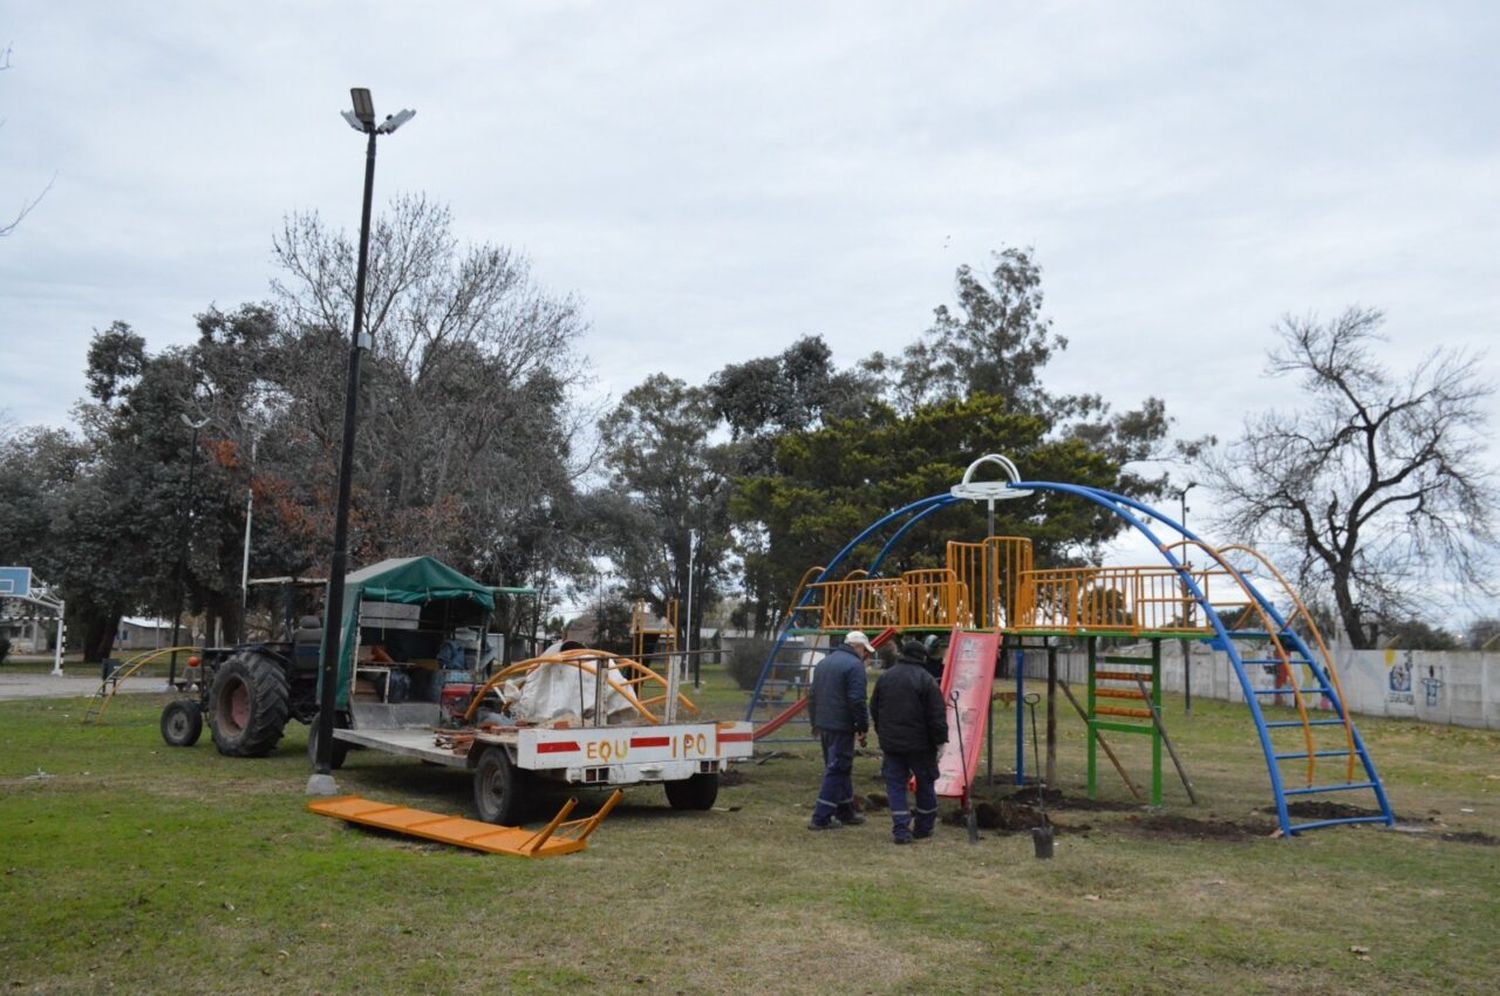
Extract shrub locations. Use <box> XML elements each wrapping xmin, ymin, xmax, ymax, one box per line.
<box><xmin>725</xmin><ymin>637</ymin><xmax>773</xmax><ymax>690</ymax></box>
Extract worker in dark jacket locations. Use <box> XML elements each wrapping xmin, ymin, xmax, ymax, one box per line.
<box><xmin>871</xmin><ymin>638</ymin><xmax>949</xmax><ymax>843</ymax></box>
<box><xmin>806</xmin><ymin>631</ymin><xmax>874</xmax><ymax>830</ymax></box>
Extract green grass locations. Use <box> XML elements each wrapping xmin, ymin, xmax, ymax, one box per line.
<box><xmin>1</xmin><ymin>667</ymin><xmax>1497</xmax><ymax>994</ymax></box>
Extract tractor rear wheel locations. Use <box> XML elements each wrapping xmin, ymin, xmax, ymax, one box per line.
<box><xmin>160</xmin><ymin>699</ymin><xmax>203</xmax><ymax>747</ymax></box>
<box><xmin>209</xmin><ymin>651</ymin><xmax>291</xmax><ymax>757</ymax></box>
<box><xmin>665</xmin><ymin>771</ymin><xmax>719</xmax><ymax>810</ymax></box>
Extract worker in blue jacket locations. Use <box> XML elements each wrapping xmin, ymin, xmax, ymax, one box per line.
<box><xmin>806</xmin><ymin>630</ymin><xmax>874</xmax><ymax>830</ymax></box>
<box><xmin>871</xmin><ymin>638</ymin><xmax>949</xmax><ymax>843</ymax></box>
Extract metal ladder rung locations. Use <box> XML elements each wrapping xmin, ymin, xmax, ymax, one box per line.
<box><xmin>1283</xmin><ymin>781</ymin><xmax>1376</xmax><ymax>796</ymax></box>
<box><xmin>1265</xmin><ymin>718</ymin><xmax>1347</xmax><ymax>728</ymax></box>
<box><xmin>1274</xmin><ymin>750</ymin><xmax>1353</xmax><ymax>760</ymax></box>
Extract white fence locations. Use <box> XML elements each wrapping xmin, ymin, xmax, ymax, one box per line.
<box><xmin>1018</xmin><ymin>641</ymin><xmax>1500</xmax><ymax>731</ymax></box>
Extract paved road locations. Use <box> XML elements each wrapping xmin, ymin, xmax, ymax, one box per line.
<box><xmin>0</xmin><ymin>669</ymin><xmax>172</xmax><ymax>701</ymax></box>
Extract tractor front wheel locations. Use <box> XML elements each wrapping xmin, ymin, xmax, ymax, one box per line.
<box><xmin>160</xmin><ymin>699</ymin><xmax>203</xmax><ymax>747</ymax></box>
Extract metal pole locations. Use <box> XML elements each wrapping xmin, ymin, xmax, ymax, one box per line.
<box><xmin>50</xmin><ymin>599</ymin><xmax>64</xmax><ymax>677</ymax></box>
<box><xmin>310</xmin><ymin>124</ymin><xmax>379</xmax><ymax>794</ymax></box>
<box><xmin>239</xmin><ymin>434</ymin><xmax>257</xmax><ymax>643</ymax></box>
<box><xmin>686</xmin><ymin>529</ymin><xmax>697</xmax><ymax>689</ymax></box>
<box><xmin>1180</xmin><ymin>483</ymin><xmax>1195</xmax><ymax>714</ymax></box>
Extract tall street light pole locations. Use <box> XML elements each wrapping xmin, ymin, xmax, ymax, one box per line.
<box><xmin>308</xmin><ymin>88</ymin><xmax>415</xmax><ymax>796</ymax></box>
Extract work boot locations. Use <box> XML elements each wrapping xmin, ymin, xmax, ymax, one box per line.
<box><xmin>893</xmin><ymin>833</ymin><xmax>912</xmax><ymax>845</ymax></box>
<box><xmin>838</xmin><ymin>811</ymin><xmax>867</xmax><ymax>826</ymax></box>
<box><xmin>807</xmin><ymin>816</ymin><xmax>844</xmax><ymax>831</ymax></box>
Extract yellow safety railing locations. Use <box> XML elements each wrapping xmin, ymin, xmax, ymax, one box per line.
<box><xmin>1014</xmin><ymin>564</ymin><xmax>1251</xmax><ymax>635</ymax></box>
<box><xmin>800</xmin><ymin>568</ymin><xmax>970</xmax><ymax>630</ymax></box>
<box><xmin>946</xmin><ymin>537</ymin><xmax>1033</xmax><ymax>629</ymax></box>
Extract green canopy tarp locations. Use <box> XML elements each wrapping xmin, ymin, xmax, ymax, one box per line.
<box><xmin>329</xmin><ymin>556</ymin><xmax>496</xmax><ymax>708</ymax></box>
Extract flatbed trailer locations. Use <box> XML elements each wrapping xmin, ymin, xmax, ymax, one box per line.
<box><xmin>328</xmin><ymin>697</ymin><xmax>753</xmax><ymax>824</ymax></box>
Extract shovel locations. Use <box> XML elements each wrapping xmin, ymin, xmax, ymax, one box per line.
<box><xmin>1024</xmin><ymin>692</ymin><xmax>1053</xmax><ymax>859</ymax></box>
<box><xmin>949</xmin><ymin>690</ymin><xmax>979</xmax><ymax>843</ymax></box>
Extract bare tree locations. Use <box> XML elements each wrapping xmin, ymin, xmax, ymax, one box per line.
<box><xmin>1</xmin><ymin>44</ymin><xmax>54</xmax><ymax>237</ymax></box>
<box><xmin>1198</xmin><ymin>307</ymin><xmax>1498</xmax><ymax>648</ymax></box>
<box><xmin>269</xmin><ymin>194</ymin><xmax>597</xmax><ymax>595</ymax></box>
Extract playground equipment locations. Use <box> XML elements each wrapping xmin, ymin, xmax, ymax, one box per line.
<box><xmin>746</xmin><ymin>455</ymin><xmax>1394</xmax><ymax>836</ymax></box>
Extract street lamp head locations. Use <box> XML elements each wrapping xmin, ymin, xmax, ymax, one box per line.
<box><xmin>340</xmin><ymin>110</ymin><xmax>365</xmax><ymax>133</ymax></box>
<box><xmin>377</xmin><ymin>108</ymin><xmax>416</xmax><ymax>134</ymax></box>
<box><xmin>350</xmin><ymin>87</ymin><xmax>376</xmax><ymax>129</ymax></box>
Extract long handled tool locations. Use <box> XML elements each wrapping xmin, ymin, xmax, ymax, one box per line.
<box><xmin>949</xmin><ymin>690</ymin><xmax>979</xmax><ymax>843</ymax></box>
<box><xmin>1024</xmin><ymin>692</ymin><xmax>1054</xmax><ymax>859</ymax></box>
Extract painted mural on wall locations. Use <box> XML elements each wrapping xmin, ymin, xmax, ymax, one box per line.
<box><xmin>1384</xmin><ymin>647</ymin><xmax>1416</xmax><ymax>716</ymax></box>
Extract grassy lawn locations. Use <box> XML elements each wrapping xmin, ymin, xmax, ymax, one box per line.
<box><xmin>1</xmin><ymin>665</ymin><xmax>1496</xmax><ymax>994</ymax></box>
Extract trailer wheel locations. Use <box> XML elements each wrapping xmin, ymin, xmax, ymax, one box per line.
<box><xmin>473</xmin><ymin>746</ymin><xmax>526</xmax><ymax>825</ymax></box>
<box><xmin>665</xmin><ymin>771</ymin><xmax>719</xmax><ymax>811</ymax></box>
<box><xmin>306</xmin><ymin>712</ymin><xmax>350</xmax><ymax>770</ymax></box>
<box><xmin>209</xmin><ymin>650</ymin><xmax>291</xmax><ymax>757</ymax></box>
<box><xmin>160</xmin><ymin>699</ymin><xmax>203</xmax><ymax>747</ymax></box>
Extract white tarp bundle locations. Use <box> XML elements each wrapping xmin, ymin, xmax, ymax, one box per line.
<box><xmin>512</xmin><ymin>660</ymin><xmax>638</xmax><ymax>725</ymax></box>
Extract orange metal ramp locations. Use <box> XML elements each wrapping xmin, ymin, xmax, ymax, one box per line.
<box><xmin>308</xmin><ymin>790</ymin><xmax>622</xmax><ymax>858</ymax></box>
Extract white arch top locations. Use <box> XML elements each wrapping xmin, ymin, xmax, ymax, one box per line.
<box><xmin>949</xmin><ymin>453</ymin><xmax>1034</xmax><ymax>501</ymax></box>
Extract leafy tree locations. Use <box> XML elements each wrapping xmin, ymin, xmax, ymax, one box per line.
<box><xmin>733</xmin><ymin>394</ymin><xmax>1134</xmax><ymax>631</ymax></box>
<box><xmin>708</xmin><ymin>335</ymin><xmax>881</xmax><ymax>473</ymax></box>
<box><xmin>887</xmin><ymin>247</ymin><xmax>1064</xmax><ymax>414</ymax></box>
<box><xmin>597</xmin><ymin>375</ymin><xmax>734</xmax><ymax>648</ymax></box>
<box><xmin>1196</xmin><ymin>308</ymin><xmax>1498</xmax><ymax>649</ymax></box>
<box><xmin>1463</xmin><ymin>617</ymin><xmax>1500</xmax><ymax>652</ymax></box>
<box><xmin>1382</xmin><ymin>618</ymin><xmax>1458</xmax><ymax>651</ymax></box>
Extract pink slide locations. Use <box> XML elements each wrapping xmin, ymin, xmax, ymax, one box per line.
<box><xmin>933</xmin><ymin>626</ymin><xmax>1001</xmax><ymax>799</ymax></box>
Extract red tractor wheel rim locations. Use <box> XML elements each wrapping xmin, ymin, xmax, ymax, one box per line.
<box><xmin>228</xmin><ymin>681</ymin><xmax>249</xmax><ymax>732</ymax></box>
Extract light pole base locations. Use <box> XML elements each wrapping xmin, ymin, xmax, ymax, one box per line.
<box><xmin>305</xmin><ymin>772</ymin><xmax>340</xmax><ymax>796</ymax></box>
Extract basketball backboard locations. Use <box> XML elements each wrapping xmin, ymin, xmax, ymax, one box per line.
<box><xmin>0</xmin><ymin>567</ymin><xmax>32</xmax><ymax>598</ymax></box>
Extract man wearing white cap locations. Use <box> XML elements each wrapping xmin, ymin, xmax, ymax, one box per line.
<box><xmin>806</xmin><ymin>630</ymin><xmax>874</xmax><ymax>830</ymax></box>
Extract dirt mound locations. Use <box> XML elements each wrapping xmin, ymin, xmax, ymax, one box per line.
<box><xmin>719</xmin><ymin>769</ymin><xmax>749</xmax><ymax>787</ymax></box>
<box><xmin>1439</xmin><ymin>830</ymin><xmax>1499</xmax><ymax>846</ymax></box>
<box><xmin>1125</xmin><ymin>814</ymin><xmax>1279</xmax><ymax>839</ymax></box>
<box><xmin>940</xmin><ymin>798</ymin><xmax>1089</xmax><ymax>834</ymax></box>
<box><xmin>1280</xmin><ymin>800</ymin><xmax>1383</xmax><ymax>820</ymax></box>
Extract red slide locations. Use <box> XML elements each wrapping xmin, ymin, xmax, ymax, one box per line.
<box><xmin>933</xmin><ymin>626</ymin><xmax>1001</xmax><ymax>799</ymax></box>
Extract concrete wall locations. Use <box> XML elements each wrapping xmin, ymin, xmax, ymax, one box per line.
<box><xmin>1018</xmin><ymin>641</ymin><xmax>1500</xmax><ymax>731</ymax></box>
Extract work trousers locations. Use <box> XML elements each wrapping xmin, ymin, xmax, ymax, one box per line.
<box><xmin>882</xmin><ymin>749</ymin><xmax>939</xmax><ymax>841</ymax></box>
<box><xmin>811</xmin><ymin>730</ymin><xmax>858</xmax><ymax>824</ymax></box>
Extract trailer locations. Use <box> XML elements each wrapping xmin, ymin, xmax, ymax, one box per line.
<box><xmin>324</xmin><ymin>646</ymin><xmax>754</xmax><ymax>824</ymax></box>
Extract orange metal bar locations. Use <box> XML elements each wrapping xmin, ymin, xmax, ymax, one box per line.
<box><xmin>1095</xmin><ymin>706</ymin><xmax>1153</xmax><ymax>719</ymax></box>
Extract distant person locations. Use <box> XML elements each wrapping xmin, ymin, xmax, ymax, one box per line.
<box><xmin>921</xmin><ymin>633</ymin><xmax>945</xmax><ymax>681</ymax></box>
<box><xmin>0</xmin><ymin>634</ymin><xmax>11</xmax><ymax>665</ymax></box>
<box><xmin>871</xmin><ymin>638</ymin><xmax>949</xmax><ymax>844</ymax></box>
<box><xmin>806</xmin><ymin>630</ymin><xmax>874</xmax><ymax>830</ymax></box>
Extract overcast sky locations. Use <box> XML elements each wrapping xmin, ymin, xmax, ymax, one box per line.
<box><xmin>3</xmin><ymin>3</ymin><xmax>1497</xmax><ymax>609</ymax></box>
